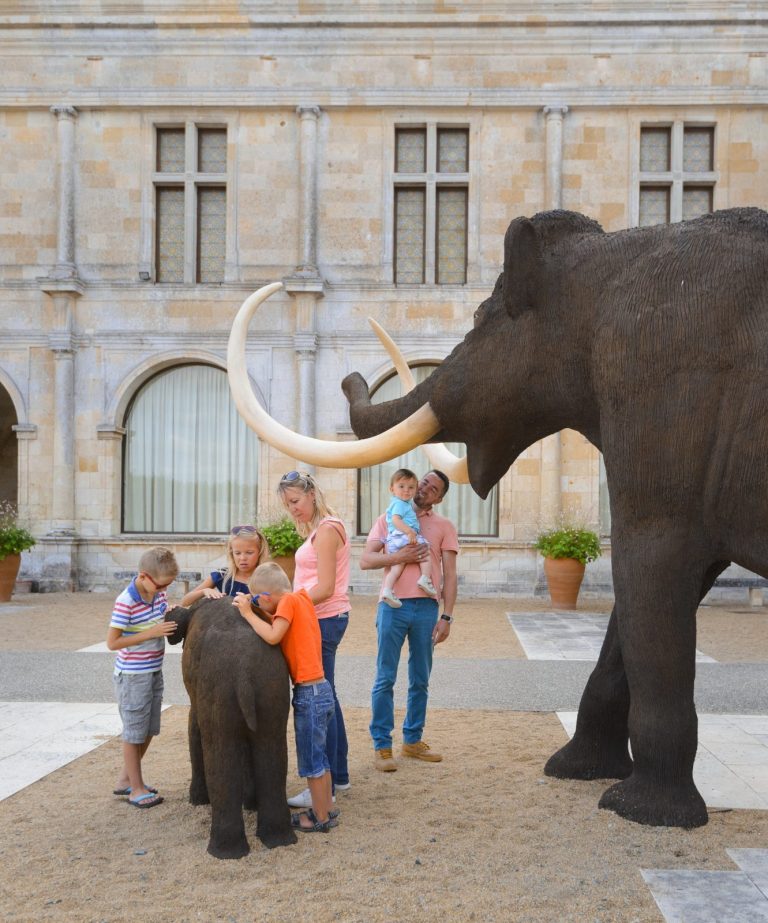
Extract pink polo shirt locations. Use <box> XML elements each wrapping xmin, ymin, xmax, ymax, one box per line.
<box><xmin>293</xmin><ymin>517</ymin><xmax>351</xmax><ymax>619</ymax></box>
<box><xmin>368</xmin><ymin>508</ymin><xmax>459</xmax><ymax>602</ymax></box>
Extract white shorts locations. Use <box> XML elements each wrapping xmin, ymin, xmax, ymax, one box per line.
<box><xmin>385</xmin><ymin>532</ymin><xmax>429</xmax><ymax>554</ymax></box>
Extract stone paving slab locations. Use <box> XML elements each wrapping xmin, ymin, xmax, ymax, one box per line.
<box><xmin>641</xmin><ymin>868</ymin><xmax>768</xmax><ymax>922</ymax></box>
<box><xmin>509</xmin><ymin>611</ymin><xmax>716</xmax><ymax>662</ymax></box>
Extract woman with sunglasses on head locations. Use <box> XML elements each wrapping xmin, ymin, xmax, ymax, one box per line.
<box><xmin>279</xmin><ymin>470</ymin><xmax>352</xmax><ymax>808</ymax></box>
<box><xmin>181</xmin><ymin>525</ymin><xmax>270</xmax><ymax>606</ymax></box>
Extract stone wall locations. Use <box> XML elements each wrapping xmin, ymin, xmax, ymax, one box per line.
<box><xmin>0</xmin><ymin>2</ymin><xmax>766</xmax><ymax>592</ymax></box>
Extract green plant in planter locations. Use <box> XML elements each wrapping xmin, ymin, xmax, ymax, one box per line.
<box><xmin>0</xmin><ymin>500</ymin><xmax>36</xmax><ymax>561</ymax></box>
<box><xmin>534</xmin><ymin>526</ymin><xmax>601</xmax><ymax>565</ymax></box>
<box><xmin>261</xmin><ymin>517</ymin><xmax>304</xmax><ymax>558</ymax></box>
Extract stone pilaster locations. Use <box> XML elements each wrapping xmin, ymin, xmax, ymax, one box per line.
<box><xmin>50</xmin><ymin>105</ymin><xmax>79</xmax><ymax>281</ymax></box>
<box><xmin>296</xmin><ymin>105</ymin><xmax>321</xmax><ymax>274</ymax></box>
<box><xmin>540</xmin><ymin>105</ymin><xmax>569</xmax><ymax>526</ymax></box>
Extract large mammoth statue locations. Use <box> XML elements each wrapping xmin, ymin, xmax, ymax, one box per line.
<box><xmin>167</xmin><ymin>598</ymin><xmax>297</xmax><ymax>858</ymax></box>
<box><xmin>227</xmin><ymin>207</ymin><xmax>768</xmax><ymax>829</ymax></box>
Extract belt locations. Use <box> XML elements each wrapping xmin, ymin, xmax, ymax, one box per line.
<box><xmin>295</xmin><ymin>678</ymin><xmax>325</xmax><ymax>688</ymax></box>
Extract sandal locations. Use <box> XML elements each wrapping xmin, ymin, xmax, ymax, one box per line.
<box><xmin>290</xmin><ymin>808</ymin><xmax>335</xmax><ymax>833</ymax></box>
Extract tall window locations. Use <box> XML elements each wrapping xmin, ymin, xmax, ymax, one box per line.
<box><xmin>154</xmin><ymin>125</ymin><xmax>227</xmax><ymax>283</ymax></box>
<box><xmin>638</xmin><ymin>123</ymin><xmax>716</xmax><ymax>226</ymax></box>
<box><xmin>123</xmin><ymin>365</ymin><xmax>259</xmax><ymax>533</ymax></box>
<box><xmin>394</xmin><ymin>125</ymin><xmax>469</xmax><ymax>284</ymax></box>
<box><xmin>358</xmin><ymin>365</ymin><xmax>498</xmax><ymax>536</ymax></box>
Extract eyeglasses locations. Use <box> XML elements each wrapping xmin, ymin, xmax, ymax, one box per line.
<box><xmin>280</xmin><ymin>470</ymin><xmax>314</xmax><ymax>485</ymax></box>
<box><xmin>143</xmin><ymin>573</ymin><xmax>174</xmax><ymax>591</ymax></box>
<box><xmin>251</xmin><ymin>592</ymin><xmax>271</xmax><ymax>605</ymax></box>
<box><xmin>230</xmin><ymin>525</ymin><xmax>261</xmax><ymax>536</ymax></box>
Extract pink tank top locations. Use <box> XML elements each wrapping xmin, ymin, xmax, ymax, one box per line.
<box><xmin>293</xmin><ymin>516</ymin><xmax>351</xmax><ymax>619</ymax></box>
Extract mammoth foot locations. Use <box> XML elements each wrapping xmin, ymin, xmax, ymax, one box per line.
<box><xmin>544</xmin><ymin>735</ymin><xmax>632</xmax><ymax>781</ymax></box>
<box><xmin>257</xmin><ymin>824</ymin><xmax>298</xmax><ymax>849</ymax></box>
<box><xmin>207</xmin><ymin>834</ymin><xmax>250</xmax><ymax>861</ymax></box>
<box><xmin>599</xmin><ymin>774</ymin><xmax>708</xmax><ymax>829</ymax></box>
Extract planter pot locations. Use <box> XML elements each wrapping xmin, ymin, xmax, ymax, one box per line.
<box><xmin>271</xmin><ymin>554</ymin><xmax>296</xmax><ymax>585</ymax></box>
<box><xmin>0</xmin><ymin>553</ymin><xmax>21</xmax><ymax>603</ymax></box>
<box><xmin>543</xmin><ymin>556</ymin><xmax>586</xmax><ymax>610</ymax></box>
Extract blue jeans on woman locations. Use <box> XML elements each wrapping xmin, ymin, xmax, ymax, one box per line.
<box><xmin>370</xmin><ymin>597</ymin><xmax>438</xmax><ymax>750</ymax></box>
<box><xmin>319</xmin><ymin>613</ymin><xmax>349</xmax><ymax>789</ymax></box>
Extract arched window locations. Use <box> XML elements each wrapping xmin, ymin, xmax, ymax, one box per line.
<box><xmin>123</xmin><ymin>364</ymin><xmax>259</xmax><ymax>533</ymax></box>
<box><xmin>358</xmin><ymin>365</ymin><xmax>498</xmax><ymax>536</ymax></box>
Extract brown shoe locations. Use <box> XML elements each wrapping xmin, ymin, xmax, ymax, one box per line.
<box><xmin>401</xmin><ymin>740</ymin><xmax>443</xmax><ymax>762</ymax></box>
<box><xmin>373</xmin><ymin>748</ymin><xmax>397</xmax><ymax>772</ymax></box>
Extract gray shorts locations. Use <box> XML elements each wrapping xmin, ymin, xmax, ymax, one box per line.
<box><xmin>113</xmin><ymin>671</ymin><xmax>164</xmax><ymax>744</ymax></box>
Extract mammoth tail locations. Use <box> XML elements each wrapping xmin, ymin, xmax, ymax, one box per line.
<box><xmin>236</xmin><ymin>675</ymin><xmax>260</xmax><ymax>737</ymax></box>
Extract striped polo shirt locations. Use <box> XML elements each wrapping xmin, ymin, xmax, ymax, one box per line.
<box><xmin>110</xmin><ymin>578</ymin><xmax>167</xmax><ymax>674</ymax></box>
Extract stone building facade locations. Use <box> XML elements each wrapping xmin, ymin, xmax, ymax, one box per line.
<box><xmin>0</xmin><ymin>2</ymin><xmax>766</xmax><ymax>595</ymax></box>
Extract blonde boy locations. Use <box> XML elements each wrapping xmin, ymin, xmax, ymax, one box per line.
<box><xmin>233</xmin><ymin>562</ymin><xmax>338</xmax><ymax>833</ymax></box>
<box><xmin>107</xmin><ymin>546</ymin><xmax>179</xmax><ymax>808</ymax></box>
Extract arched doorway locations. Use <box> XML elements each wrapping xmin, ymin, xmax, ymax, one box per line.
<box><xmin>0</xmin><ymin>385</ymin><xmax>18</xmax><ymax>506</ymax></box>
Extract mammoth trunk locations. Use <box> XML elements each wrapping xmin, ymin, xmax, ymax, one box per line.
<box><xmin>342</xmin><ymin>372</ymin><xmax>439</xmax><ymax>440</ymax></box>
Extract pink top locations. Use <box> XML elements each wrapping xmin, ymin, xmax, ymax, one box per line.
<box><xmin>368</xmin><ymin>508</ymin><xmax>459</xmax><ymax>602</ymax></box>
<box><xmin>293</xmin><ymin>516</ymin><xmax>351</xmax><ymax>619</ymax></box>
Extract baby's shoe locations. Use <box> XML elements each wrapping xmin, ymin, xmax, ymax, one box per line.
<box><xmin>381</xmin><ymin>588</ymin><xmax>402</xmax><ymax>608</ymax></box>
<box><xmin>417</xmin><ymin>575</ymin><xmax>438</xmax><ymax>597</ymax></box>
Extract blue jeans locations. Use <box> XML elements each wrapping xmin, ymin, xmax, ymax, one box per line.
<box><xmin>370</xmin><ymin>597</ymin><xmax>438</xmax><ymax>750</ymax></box>
<box><xmin>292</xmin><ymin>679</ymin><xmax>335</xmax><ymax>779</ymax></box>
<box><xmin>319</xmin><ymin>613</ymin><xmax>350</xmax><ymax>788</ymax></box>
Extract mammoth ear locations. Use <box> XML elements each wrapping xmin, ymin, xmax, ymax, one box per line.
<box><xmin>502</xmin><ymin>217</ymin><xmax>543</xmax><ymax>319</ymax></box>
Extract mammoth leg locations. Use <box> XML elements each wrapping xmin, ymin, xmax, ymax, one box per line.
<box><xmin>597</xmin><ymin>541</ymin><xmax>722</xmax><ymax>828</ymax></box>
<box><xmin>544</xmin><ymin>606</ymin><xmax>632</xmax><ymax>780</ymax></box>
<box><xmin>203</xmin><ymin>721</ymin><xmax>249</xmax><ymax>859</ymax></box>
<box><xmin>252</xmin><ymin>723</ymin><xmax>296</xmax><ymax>849</ymax></box>
<box><xmin>187</xmin><ymin>706</ymin><xmax>209</xmax><ymax>805</ymax></box>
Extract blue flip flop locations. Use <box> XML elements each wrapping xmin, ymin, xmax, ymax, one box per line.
<box><xmin>128</xmin><ymin>792</ymin><xmax>164</xmax><ymax>809</ymax></box>
<box><xmin>114</xmin><ymin>786</ymin><xmax>157</xmax><ymax>796</ymax></box>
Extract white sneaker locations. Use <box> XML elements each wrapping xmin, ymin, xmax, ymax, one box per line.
<box><xmin>335</xmin><ymin>782</ymin><xmax>351</xmax><ymax>792</ymax></box>
<box><xmin>417</xmin><ymin>575</ymin><xmax>438</xmax><ymax>597</ymax></box>
<box><xmin>381</xmin><ymin>588</ymin><xmax>402</xmax><ymax>608</ymax></box>
<box><xmin>287</xmin><ymin>788</ymin><xmax>335</xmax><ymax>809</ymax></box>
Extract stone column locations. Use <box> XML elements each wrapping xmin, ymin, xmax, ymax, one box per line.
<box><xmin>540</xmin><ymin>105</ymin><xmax>569</xmax><ymax>525</ymax></box>
<box><xmin>285</xmin><ymin>106</ymin><xmax>324</xmax><ymax>457</ymax></box>
<box><xmin>49</xmin><ymin>326</ymin><xmax>76</xmax><ymax>534</ymax></box>
<box><xmin>297</xmin><ymin>105</ymin><xmax>321</xmax><ymax>273</ymax></box>
<box><xmin>50</xmin><ymin>105</ymin><xmax>78</xmax><ymax>280</ymax></box>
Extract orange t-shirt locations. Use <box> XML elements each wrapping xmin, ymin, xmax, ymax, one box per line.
<box><xmin>274</xmin><ymin>588</ymin><xmax>324</xmax><ymax>684</ymax></box>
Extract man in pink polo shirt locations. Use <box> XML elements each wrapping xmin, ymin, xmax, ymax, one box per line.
<box><xmin>360</xmin><ymin>470</ymin><xmax>459</xmax><ymax>771</ymax></box>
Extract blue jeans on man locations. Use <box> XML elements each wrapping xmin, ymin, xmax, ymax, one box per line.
<box><xmin>370</xmin><ymin>597</ymin><xmax>438</xmax><ymax>750</ymax></box>
<box><xmin>319</xmin><ymin>613</ymin><xmax>350</xmax><ymax>788</ymax></box>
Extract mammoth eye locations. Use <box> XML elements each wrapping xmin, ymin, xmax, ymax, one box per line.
<box><xmin>473</xmin><ymin>304</ymin><xmax>486</xmax><ymax>328</ymax></box>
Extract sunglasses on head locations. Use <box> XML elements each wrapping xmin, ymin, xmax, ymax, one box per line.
<box><xmin>280</xmin><ymin>470</ymin><xmax>313</xmax><ymax>485</ymax></box>
<box><xmin>230</xmin><ymin>525</ymin><xmax>260</xmax><ymax>536</ymax></box>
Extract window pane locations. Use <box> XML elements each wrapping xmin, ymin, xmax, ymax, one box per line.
<box><xmin>394</xmin><ymin>187</ymin><xmax>425</xmax><ymax>283</ymax></box>
<box><xmin>437</xmin><ymin>128</ymin><xmax>468</xmax><ymax>173</ymax></box>
<box><xmin>640</xmin><ymin>127</ymin><xmax>670</xmax><ymax>172</ymax></box>
<box><xmin>683</xmin><ymin>127</ymin><xmax>714</xmax><ymax>172</ymax></box>
<box><xmin>156</xmin><ymin>186</ymin><xmax>185</xmax><ymax>282</ymax></box>
<box><xmin>436</xmin><ymin>186</ymin><xmax>467</xmax><ymax>284</ymax></box>
<box><xmin>682</xmin><ymin>185</ymin><xmax>713</xmax><ymax>221</ymax></box>
<box><xmin>198</xmin><ymin>128</ymin><xmax>227</xmax><ymax>173</ymax></box>
<box><xmin>123</xmin><ymin>365</ymin><xmax>259</xmax><ymax>533</ymax></box>
<box><xmin>156</xmin><ymin>128</ymin><xmax>185</xmax><ymax>173</ymax></box>
<box><xmin>358</xmin><ymin>366</ymin><xmax>498</xmax><ymax>536</ymax></box>
<box><xmin>197</xmin><ymin>186</ymin><xmax>226</xmax><ymax>283</ymax></box>
<box><xmin>638</xmin><ymin>185</ymin><xmax>670</xmax><ymax>227</ymax></box>
<box><xmin>395</xmin><ymin>129</ymin><xmax>426</xmax><ymax>173</ymax></box>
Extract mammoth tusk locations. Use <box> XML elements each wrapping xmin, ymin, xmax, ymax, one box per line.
<box><xmin>368</xmin><ymin>318</ymin><xmax>470</xmax><ymax>484</ymax></box>
<box><xmin>227</xmin><ymin>282</ymin><xmax>442</xmax><ymax>468</ymax></box>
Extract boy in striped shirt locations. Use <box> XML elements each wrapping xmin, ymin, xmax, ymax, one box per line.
<box><xmin>107</xmin><ymin>547</ymin><xmax>179</xmax><ymax>808</ymax></box>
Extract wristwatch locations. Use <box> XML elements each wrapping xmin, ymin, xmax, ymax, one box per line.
<box><xmin>440</xmin><ymin>613</ymin><xmax>453</xmax><ymax>623</ymax></box>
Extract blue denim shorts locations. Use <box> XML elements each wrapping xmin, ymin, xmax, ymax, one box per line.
<box><xmin>114</xmin><ymin>670</ymin><xmax>164</xmax><ymax>744</ymax></box>
<box><xmin>292</xmin><ymin>678</ymin><xmax>334</xmax><ymax>779</ymax></box>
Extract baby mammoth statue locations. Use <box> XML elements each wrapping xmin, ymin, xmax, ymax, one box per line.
<box><xmin>167</xmin><ymin>596</ymin><xmax>297</xmax><ymax>858</ymax></box>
